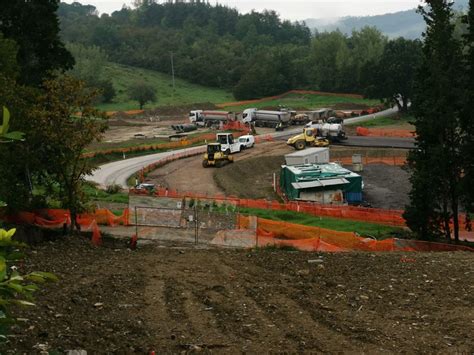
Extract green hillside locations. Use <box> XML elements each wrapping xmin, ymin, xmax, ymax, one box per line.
<box><xmin>97</xmin><ymin>62</ymin><xmax>234</xmax><ymax>112</ymax></box>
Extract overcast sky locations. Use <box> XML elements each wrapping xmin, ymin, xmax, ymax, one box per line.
<box><xmin>61</xmin><ymin>0</ymin><xmax>424</xmax><ymax>21</ymax></box>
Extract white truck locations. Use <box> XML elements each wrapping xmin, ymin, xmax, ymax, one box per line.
<box><xmin>242</xmin><ymin>108</ymin><xmax>291</xmax><ymax>130</ymax></box>
<box><xmin>189</xmin><ymin>110</ymin><xmax>236</xmax><ymax>127</ymax></box>
<box><xmin>216</xmin><ymin>133</ymin><xmax>245</xmax><ymax>154</ymax></box>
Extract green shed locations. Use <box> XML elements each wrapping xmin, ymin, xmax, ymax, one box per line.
<box><xmin>280</xmin><ymin>163</ymin><xmax>363</xmax><ymax>204</ymax></box>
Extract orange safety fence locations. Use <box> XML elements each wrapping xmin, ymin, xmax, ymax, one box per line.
<box><xmin>216</xmin><ymin>90</ymin><xmax>364</xmax><ymax>108</ymax></box>
<box><xmin>2</xmin><ymin>209</ymin><xmax>130</xmax><ymax>246</ymax></box>
<box><xmin>133</xmin><ymin>190</ymin><xmax>473</xmax><ymax>235</ymax></box>
<box><xmin>237</xmin><ymin>215</ymin><xmax>474</xmax><ymax>253</ymax></box>
<box><xmin>356</xmin><ymin>127</ymin><xmax>415</xmax><ymax>138</ymax></box>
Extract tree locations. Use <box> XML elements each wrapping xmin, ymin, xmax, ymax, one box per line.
<box><xmin>31</xmin><ymin>77</ymin><xmax>107</xmax><ymax>233</ymax></box>
<box><xmin>0</xmin><ymin>0</ymin><xmax>74</xmax><ymax>86</ymax></box>
<box><xmin>364</xmin><ymin>38</ymin><xmax>423</xmax><ymax>112</ymax></box>
<box><xmin>460</xmin><ymin>0</ymin><xmax>474</xmax><ymax>216</ymax></box>
<box><xmin>404</xmin><ymin>0</ymin><xmax>464</xmax><ymax>241</ymax></box>
<box><xmin>128</xmin><ymin>81</ymin><xmax>157</xmax><ymax>109</ymax></box>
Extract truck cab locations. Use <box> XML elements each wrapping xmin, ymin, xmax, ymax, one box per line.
<box><xmin>242</xmin><ymin>108</ymin><xmax>256</xmax><ymax>124</ymax></box>
<box><xmin>189</xmin><ymin>110</ymin><xmax>204</xmax><ymax>126</ymax></box>
<box><xmin>216</xmin><ymin>133</ymin><xmax>244</xmax><ymax>154</ymax></box>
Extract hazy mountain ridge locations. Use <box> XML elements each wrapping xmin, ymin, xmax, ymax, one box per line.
<box><xmin>305</xmin><ymin>0</ymin><xmax>469</xmax><ymax>39</ymax></box>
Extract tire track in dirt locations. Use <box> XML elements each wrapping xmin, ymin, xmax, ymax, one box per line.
<box><xmin>217</xmin><ymin>255</ymin><xmax>374</xmax><ymax>352</ymax></box>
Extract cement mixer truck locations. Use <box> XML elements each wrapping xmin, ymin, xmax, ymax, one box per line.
<box><xmin>305</xmin><ymin>120</ymin><xmax>346</xmax><ymax>142</ymax></box>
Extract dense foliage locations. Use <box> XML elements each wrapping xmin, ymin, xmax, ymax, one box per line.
<box><xmin>0</xmin><ymin>0</ymin><xmax>74</xmax><ymax>86</ymax></box>
<box><xmin>404</xmin><ymin>0</ymin><xmax>472</xmax><ymax>241</ymax></box>
<box><xmin>58</xmin><ymin>1</ymin><xmax>397</xmax><ymax>100</ymax></box>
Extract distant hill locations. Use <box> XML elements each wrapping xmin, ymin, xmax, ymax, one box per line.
<box><xmin>305</xmin><ymin>0</ymin><xmax>469</xmax><ymax>39</ymax></box>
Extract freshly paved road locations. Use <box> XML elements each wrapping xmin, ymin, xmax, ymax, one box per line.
<box><xmin>88</xmin><ymin>106</ymin><xmax>409</xmax><ymax>188</ymax></box>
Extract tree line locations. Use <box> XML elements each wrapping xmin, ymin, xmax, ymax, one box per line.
<box><xmin>404</xmin><ymin>0</ymin><xmax>474</xmax><ymax>241</ymax></box>
<box><xmin>57</xmin><ymin>1</ymin><xmax>422</xmax><ymax>106</ymax></box>
<box><xmin>0</xmin><ymin>1</ymin><xmax>106</xmax><ymax>231</ymax></box>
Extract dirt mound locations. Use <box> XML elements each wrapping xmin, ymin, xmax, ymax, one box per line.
<box><xmin>5</xmin><ymin>236</ymin><xmax>474</xmax><ymax>353</ymax></box>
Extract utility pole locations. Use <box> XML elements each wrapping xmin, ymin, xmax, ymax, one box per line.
<box><xmin>170</xmin><ymin>52</ymin><xmax>176</xmax><ymax>92</ymax></box>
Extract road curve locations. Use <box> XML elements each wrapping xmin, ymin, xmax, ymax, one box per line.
<box><xmin>87</xmin><ymin>146</ymin><xmax>206</xmax><ymax>188</ymax></box>
<box><xmin>88</xmin><ymin>106</ymin><xmax>404</xmax><ymax>189</ymax></box>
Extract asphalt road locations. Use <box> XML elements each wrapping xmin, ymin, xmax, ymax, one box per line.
<box><xmin>88</xmin><ymin>106</ymin><xmax>408</xmax><ymax>188</ymax></box>
<box><xmin>87</xmin><ymin>146</ymin><xmax>206</xmax><ymax>188</ymax></box>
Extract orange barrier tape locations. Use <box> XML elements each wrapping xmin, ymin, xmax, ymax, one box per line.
<box><xmin>356</xmin><ymin>127</ymin><xmax>415</xmax><ymax>138</ymax></box>
<box><xmin>216</xmin><ymin>90</ymin><xmax>364</xmax><ymax>108</ymax></box>
<box><xmin>237</xmin><ymin>215</ymin><xmax>474</xmax><ymax>252</ymax></box>
<box><xmin>3</xmin><ymin>209</ymin><xmax>130</xmax><ymax>246</ymax></box>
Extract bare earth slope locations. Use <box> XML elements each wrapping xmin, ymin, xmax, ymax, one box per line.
<box><xmin>4</xmin><ymin>237</ymin><xmax>474</xmax><ymax>353</ymax></box>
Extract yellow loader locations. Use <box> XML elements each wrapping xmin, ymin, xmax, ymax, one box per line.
<box><xmin>202</xmin><ymin>143</ymin><xmax>234</xmax><ymax>168</ymax></box>
<box><xmin>287</xmin><ymin>127</ymin><xmax>330</xmax><ymax>150</ymax></box>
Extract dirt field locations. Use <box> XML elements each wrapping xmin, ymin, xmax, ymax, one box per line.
<box><xmin>4</xmin><ymin>236</ymin><xmax>474</xmax><ymax>353</ymax></box>
<box><xmin>145</xmin><ymin>141</ymin><xmax>411</xmax><ymax>208</ymax></box>
<box><xmin>354</xmin><ymin>164</ymin><xmax>410</xmax><ymax>210</ymax></box>
<box><xmin>145</xmin><ymin>141</ymin><xmax>292</xmax><ymax>197</ymax></box>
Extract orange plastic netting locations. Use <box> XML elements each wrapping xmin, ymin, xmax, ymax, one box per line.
<box><xmin>237</xmin><ymin>215</ymin><xmax>474</xmax><ymax>252</ymax></box>
<box><xmin>3</xmin><ymin>209</ymin><xmax>130</xmax><ymax>246</ymax></box>
<box><xmin>356</xmin><ymin>127</ymin><xmax>415</xmax><ymax>138</ymax></box>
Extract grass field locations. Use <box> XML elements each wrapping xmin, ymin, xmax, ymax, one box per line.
<box><xmin>96</xmin><ymin>63</ymin><xmax>381</xmax><ymax>112</ymax></box>
<box><xmin>221</xmin><ymin>93</ymin><xmax>381</xmax><ymax>112</ymax></box>
<box><xmin>239</xmin><ymin>207</ymin><xmax>404</xmax><ymax>238</ymax></box>
<box><xmin>97</xmin><ymin>62</ymin><xmax>234</xmax><ymax>111</ymax></box>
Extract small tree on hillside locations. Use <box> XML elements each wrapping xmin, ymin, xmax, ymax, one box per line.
<box><xmin>33</xmin><ymin>76</ymin><xmax>107</xmax><ymax>233</ymax></box>
<box><xmin>128</xmin><ymin>81</ymin><xmax>156</xmax><ymax>109</ymax></box>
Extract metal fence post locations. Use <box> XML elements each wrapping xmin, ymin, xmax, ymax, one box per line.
<box><xmin>134</xmin><ymin>206</ymin><xmax>138</xmax><ymax>239</ymax></box>
<box><xmin>194</xmin><ymin>205</ymin><xmax>198</xmax><ymax>245</ymax></box>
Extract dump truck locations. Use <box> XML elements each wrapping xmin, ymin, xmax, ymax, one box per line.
<box><xmin>202</xmin><ymin>143</ymin><xmax>233</xmax><ymax>168</ymax></box>
<box><xmin>189</xmin><ymin>110</ymin><xmax>236</xmax><ymax>127</ymax></box>
<box><xmin>242</xmin><ymin>108</ymin><xmax>291</xmax><ymax>130</ymax></box>
<box><xmin>287</xmin><ymin>127</ymin><xmax>330</xmax><ymax>150</ymax></box>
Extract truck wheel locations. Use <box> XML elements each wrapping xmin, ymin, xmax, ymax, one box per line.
<box><xmin>225</xmin><ymin>149</ymin><xmax>231</xmax><ymax>155</ymax></box>
<box><xmin>295</xmin><ymin>140</ymin><xmax>306</xmax><ymax>150</ymax></box>
<box><xmin>202</xmin><ymin>160</ymin><xmax>209</xmax><ymax>168</ymax></box>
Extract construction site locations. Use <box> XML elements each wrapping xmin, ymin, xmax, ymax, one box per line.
<box><xmin>4</xmin><ymin>102</ymin><xmax>474</xmax><ymax>353</ymax></box>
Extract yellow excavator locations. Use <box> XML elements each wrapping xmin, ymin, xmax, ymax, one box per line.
<box><xmin>287</xmin><ymin>127</ymin><xmax>330</xmax><ymax>150</ymax></box>
<box><xmin>202</xmin><ymin>143</ymin><xmax>234</xmax><ymax>168</ymax></box>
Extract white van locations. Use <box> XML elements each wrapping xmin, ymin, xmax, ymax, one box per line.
<box><xmin>238</xmin><ymin>135</ymin><xmax>255</xmax><ymax>149</ymax></box>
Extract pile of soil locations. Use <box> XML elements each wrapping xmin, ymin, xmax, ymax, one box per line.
<box><xmin>4</xmin><ymin>236</ymin><xmax>474</xmax><ymax>353</ymax></box>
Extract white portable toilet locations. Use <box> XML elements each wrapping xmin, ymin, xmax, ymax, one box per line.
<box><xmin>285</xmin><ymin>147</ymin><xmax>330</xmax><ymax>166</ymax></box>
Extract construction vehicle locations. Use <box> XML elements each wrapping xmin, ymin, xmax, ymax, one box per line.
<box><xmin>202</xmin><ymin>143</ymin><xmax>234</xmax><ymax>168</ymax></box>
<box><xmin>216</xmin><ymin>133</ymin><xmax>245</xmax><ymax>154</ymax></box>
<box><xmin>242</xmin><ymin>108</ymin><xmax>291</xmax><ymax>130</ymax></box>
<box><xmin>189</xmin><ymin>110</ymin><xmax>237</xmax><ymax>127</ymax></box>
<box><xmin>287</xmin><ymin>127</ymin><xmax>330</xmax><ymax>150</ymax></box>
<box><xmin>305</xmin><ymin>121</ymin><xmax>346</xmax><ymax>142</ymax></box>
